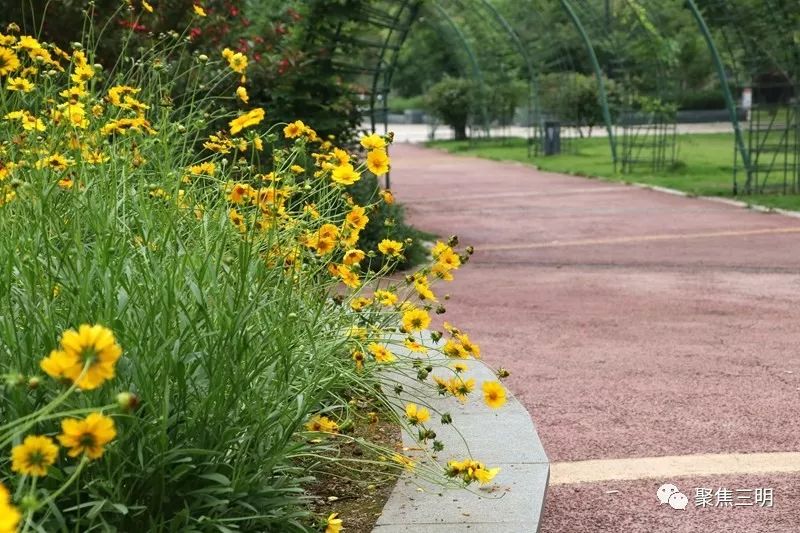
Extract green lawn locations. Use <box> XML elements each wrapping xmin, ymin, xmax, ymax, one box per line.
<box><xmin>428</xmin><ymin>133</ymin><xmax>800</xmax><ymax>211</ymax></box>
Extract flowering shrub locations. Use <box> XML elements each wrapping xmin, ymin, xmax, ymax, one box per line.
<box><xmin>0</xmin><ymin>13</ymin><xmax>509</xmax><ymax>532</ymax></box>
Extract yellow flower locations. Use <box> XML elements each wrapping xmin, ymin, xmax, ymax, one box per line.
<box><xmin>482</xmin><ymin>381</ymin><xmax>507</xmax><ymax>409</ymax></box>
<box><xmin>229</xmin><ymin>107</ymin><xmax>265</xmax><ymax>135</ymax></box>
<box><xmin>402</xmin><ymin>308</ymin><xmax>430</xmax><ymax>332</ymax></box>
<box><xmin>342</xmin><ymin>249</ymin><xmax>365</xmax><ymax>266</ymax></box>
<box><xmin>35</xmin><ymin>153</ymin><xmax>72</xmax><ymax>172</ymax></box>
<box><xmin>58</xmin><ymin>412</ymin><xmax>116</xmax><ymax>459</ymax></box>
<box><xmin>390</xmin><ymin>452</ymin><xmax>415</xmax><ymax>471</ymax></box>
<box><xmin>141</xmin><ymin>0</ymin><xmax>154</xmax><ymax>12</ymax></box>
<box><xmin>0</xmin><ymin>482</ymin><xmax>21</xmax><ymax>533</ymax></box>
<box><xmin>331</xmin><ymin>163</ymin><xmax>360</xmax><ymax>186</ymax></box>
<box><xmin>40</xmin><ymin>324</ymin><xmax>123</xmax><ymax>390</ymax></box>
<box><xmin>222</xmin><ymin>48</ymin><xmax>248</xmax><ymax>75</ymax></box>
<box><xmin>235</xmin><ymin>86</ymin><xmax>248</xmax><ymax>103</ymax></box>
<box><xmin>0</xmin><ymin>47</ymin><xmax>20</xmax><ymax>76</ymax></box>
<box><xmin>451</xmin><ymin>362</ymin><xmax>468</xmax><ymax>373</ymax></box>
<box><xmin>283</xmin><ymin>120</ymin><xmax>306</xmax><ymax>139</ymax></box>
<box><xmin>377</xmin><ymin>239</ymin><xmax>403</xmax><ymax>257</ymax></box>
<box><xmin>446</xmin><ymin>459</ymin><xmax>499</xmax><ymax>485</ymax></box>
<box><xmin>6</xmin><ymin>76</ymin><xmax>33</xmax><ymax>92</ymax></box>
<box><xmin>374</xmin><ymin>289</ymin><xmax>397</xmax><ymax>306</ymax></box>
<box><xmin>305</xmin><ymin>415</ymin><xmax>339</xmax><ymax>433</ymax></box>
<box><xmin>443</xmin><ymin>339</ymin><xmax>468</xmax><ymax>359</ymax></box>
<box><xmin>367</xmin><ymin>149</ymin><xmax>390</xmax><ymax>176</ymax></box>
<box><xmin>70</xmin><ymin>64</ymin><xmax>94</xmax><ymax>85</ymax></box>
<box><xmin>334</xmin><ymin>264</ymin><xmax>360</xmax><ymax>288</ymax></box>
<box><xmin>351</xmin><ymin>350</ymin><xmax>365</xmax><ymax>370</ymax></box>
<box><xmin>11</xmin><ymin>435</ymin><xmax>59</xmax><ymax>477</ymax></box>
<box><xmin>350</xmin><ymin>297</ymin><xmax>371</xmax><ymax>311</ymax></box>
<box><xmin>193</xmin><ymin>4</ymin><xmax>207</xmax><ymax>17</ymax></box>
<box><xmin>437</xmin><ymin>249</ymin><xmax>462</xmax><ymax>270</ymax></box>
<box><xmin>404</xmin><ymin>338</ymin><xmax>427</xmax><ymax>353</ymax></box>
<box><xmin>456</xmin><ymin>333</ymin><xmax>481</xmax><ymax>358</ymax></box>
<box><xmin>345</xmin><ymin>205</ymin><xmax>369</xmax><ymax>230</ymax></box>
<box><xmin>368</xmin><ymin>342</ymin><xmax>395</xmax><ymax>363</ymax></box>
<box><xmin>326</xmin><ymin>513</ymin><xmax>343</xmax><ymax>533</ymax></box>
<box><xmin>228</xmin><ymin>208</ymin><xmax>246</xmax><ymax>232</ymax></box>
<box><xmin>360</xmin><ymin>133</ymin><xmax>386</xmax><ymax>150</ymax></box>
<box><xmin>404</xmin><ymin>403</ymin><xmax>430</xmax><ymax>425</ymax></box>
<box><xmin>381</xmin><ymin>189</ymin><xmax>394</xmax><ymax>204</ymax></box>
<box><xmin>431</xmin><ymin>262</ymin><xmax>454</xmax><ymax>281</ymax></box>
<box><xmin>448</xmin><ymin>376</ymin><xmax>475</xmax><ymax>401</ymax></box>
<box><xmin>413</xmin><ymin>275</ymin><xmax>436</xmax><ymax>301</ymax></box>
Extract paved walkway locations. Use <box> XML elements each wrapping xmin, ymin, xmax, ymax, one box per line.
<box><xmin>385</xmin><ymin>122</ymin><xmax>734</xmax><ymax>143</ymax></box>
<box><xmin>390</xmin><ymin>143</ymin><xmax>800</xmax><ymax>532</ymax></box>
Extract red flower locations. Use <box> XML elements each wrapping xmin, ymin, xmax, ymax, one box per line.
<box><xmin>190</xmin><ymin>27</ymin><xmax>202</xmax><ymax>40</ymax></box>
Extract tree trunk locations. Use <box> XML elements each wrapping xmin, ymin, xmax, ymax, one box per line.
<box><xmin>453</xmin><ymin>123</ymin><xmax>467</xmax><ymax>140</ymax></box>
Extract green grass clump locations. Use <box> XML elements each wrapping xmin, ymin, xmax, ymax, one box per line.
<box><xmin>0</xmin><ymin>15</ymin><xmax>507</xmax><ymax>533</ymax></box>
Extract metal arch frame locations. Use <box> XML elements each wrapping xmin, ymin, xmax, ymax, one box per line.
<box><xmin>559</xmin><ymin>0</ymin><xmax>618</xmax><ymax>165</ymax></box>
<box><xmin>684</xmin><ymin>0</ymin><xmax>753</xmax><ymax>194</ymax></box>
<box><xmin>368</xmin><ymin>0</ymin><xmax>422</xmax><ymax>134</ymax></box>
<box><xmin>475</xmin><ymin>0</ymin><xmax>544</xmax><ymax>153</ymax></box>
<box><xmin>427</xmin><ymin>1</ymin><xmax>492</xmax><ymax>137</ymax></box>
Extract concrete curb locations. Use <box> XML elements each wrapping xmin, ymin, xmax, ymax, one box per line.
<box><xmin>373</xmin><ymin>350</ymin><xmax>550</xmax><ymax>532</ymax></box>
<box><xmin>628</xmin><ymin>182</ymin><xmax>800</xmax><ymax>219</ymax></box>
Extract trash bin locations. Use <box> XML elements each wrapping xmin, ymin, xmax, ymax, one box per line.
<box><xmin>543</xmin><ymin>121</ymin><xmax>561</xmax><ymax>155</ymax></box>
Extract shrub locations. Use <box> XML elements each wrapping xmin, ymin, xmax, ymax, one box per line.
<box><xmin>425</xmin><ymin>77</ymin><xmax>478</xmax><ymax>140</ymax></box>
<box><xmin>0</xmin><ymin>15</ymin><xmax>508</xmax><ymax>533</ymax></box>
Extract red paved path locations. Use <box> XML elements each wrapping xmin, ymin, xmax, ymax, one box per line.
<box><xmin>390</xmin><ymin>144</ymin><xmax>800</xmax><ymax>532</ymax></box>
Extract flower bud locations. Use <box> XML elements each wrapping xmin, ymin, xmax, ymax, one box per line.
<box><xmin>116</xmin><ymin>391</ymin><xmax>140</xmax><ymax>411</ymax></box>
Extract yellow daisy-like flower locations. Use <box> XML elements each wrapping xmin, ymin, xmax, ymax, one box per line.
<box><xmin>193</xmin><ymin>4</ymin><xmax>207</xmax><ymax>17</ymax></box>
<box><xmin>368</xmin><ymin>342</ymin><xmax>395</xmax><ymax>363</ymax></box>
<box><xmin>325</xmin><ymin>513</ymin><xmax>343</xmax><ymax>533</ymax></box>
<box><xmin>331</xmin><ymin>163</ymin><xmax>361</xmax><ymax>186</ymax></box>
<box><xmin>0</xmin><ymin>482</ymin><xmax>21</xmax><ymax>533</ymax></box>
<box><xmin>229</xmin><ymin>107</ymin><xmax>265</xmax><ymax>135</ymax></box>
<box><xmin>381</xmin><ymin>189</ymin><xmax>394</xmax><ymax>204</ymax></box>
<box><xmin>366</xmin><ymin>149</ymin><xmax>390</xmax><ymax>176</ymax></box>
<box><xmin>0</xmin><ymin>46</ymin><xmax>20</xmax><ymax>76</ymax></box>
<box><xmin>404</xmin><ymin>403</ymin><xmax>430</xmax><ymax>425</ymax></box>
<box><xmin>349</xmin><ymin>297</ymin><xmax>371</xmax><ymax>312</ymax></box>
<box><xmin>58</xmin><ymin>412</ymin><xmax>116</xmax><ymax>459</ymax></box>
<box><xmin>404</xmin><ymin>338</ymin><xmax>427</xmax><ymax>353</ymax></box>
<box><xmin>236</xmin><ymin>86</ymin><xmax>248</xmax><ymax>103</ymax></box>
<box><xmin>374</xmin><ymin>289</ymin><xmax>397</xmax><ymax>306</ymax></box>
<box><xmin>11</xmin><ymin>435</ymin><xmax>59</xmax><ymax>477</ymax></box>
<box><xmin>402</xmin><ymin>307</ymin><xmax>430</xmax><ymax>332</ymax></box>
<box><xmin>141</xmin><ymin>0</ymin><xmax>154</xmax><ymax>12</ymax></box>
<box><xmin>40</xmin><ymin>324</ymin><xmax>123</xmax><ymax>390</ymax></box>
<box><xmin>360</xmin><ymin>133</ymin><xmax>386</xmax><ymax>150</ymax></box>
<box><xmin>451</xmin><ymin>361</ymin><xmax>468</xmax><ymax>373</ymax></box>
<box><xmin>222</xmin><ymin>48</ymin><xmax>248</xmax><ymax>75</ymax></box>
<box><xmin>6</xmin><ymin>76</ymin><xmax>33</xmax><ymax>92</ymax></box>
<box><xmin>283</xmin><ymin>120</ymin><xmax>306</xmax><ymax>139</ymax></box>
<box><xmin>305</xmin><ymin>415</ymin><xmax>339</xmax><ymax>434</ymax></box>
<box><xmin>342</xmin><ymin>249</ymin><xmax>365</xmax><ymax>266</ymax></box>
<box><xmin>482</xmin><ymin>380</ymin><xmax>507</xmax><ymax>409</ymax></box>
<box><xmin>345</xmin><ymin>205</ymin><xmax>369</xmax><ymax>230</ymax></box>
<box><xmin>377</xmin><ymin>239</ymin><xmax>403</xmax><ymax>257</ymax></box>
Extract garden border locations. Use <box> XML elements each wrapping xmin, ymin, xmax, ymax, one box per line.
<box><xmin>373</xmin><ymin>344</ymin><xmax>550</xmax><ymax>532</ymax></box>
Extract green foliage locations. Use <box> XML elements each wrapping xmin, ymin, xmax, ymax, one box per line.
<box><xmin>539</xmin><ymin>72</ymin><xmax>615</xmax><ymax>137</ymax></box>
<box><xmin>429</xmin><ymin>134</ymin><xmax>800</xmax><ymax>212</ymax></box>
<box><xmin>425</xmin><ymin>77</ymin><xmax>478</xmax><ymax>140</ymax></box>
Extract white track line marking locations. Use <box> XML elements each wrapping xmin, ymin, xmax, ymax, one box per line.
<box><xmin>481</xmin><ymin>227</ymin><xmax>800</xmax><ymax>251</ymax></box>
<box><xmin>550</xmin><ymin>452</ymin><xmax>800</xmax><ymax>485</ymax></box>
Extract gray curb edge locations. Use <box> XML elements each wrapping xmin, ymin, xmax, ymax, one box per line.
<box><xmin>372</xmin><ymin>349</ymin><xmax>550</xmax><ymax>533</ymax></box>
